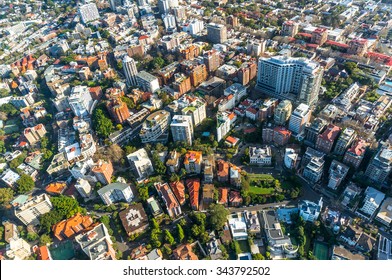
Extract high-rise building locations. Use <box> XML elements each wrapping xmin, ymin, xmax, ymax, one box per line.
<box><xmin>123</xmin><ymin>55</ymin><xmax>138</xmax><ymax>86</ymax></box>
<box><xmin>109</xmin><ymin>0</ymin><xmax>122</xmax><ymax>11</ymax></box>
<box><xmin>68</xmin><ymin>86</ymin><xmax>94</xmax><ymax>117</ymax></box>
<box><xmin>203</xmin><ymin>49</ymin><xmax>220</xmax><ymax>72</ymax></box>
<box><xmin>365</xmin><ymin>143</ymin><xmax>392</xmax><ymax>184</ymax></box>
<box><xmin>173</xmin><ymin>6</ymin><xmax>186</xmax><ymax>21</ymax></box>
<box><xmin>315</xmin><ymin>124</ymin><xmax>341</xmax><ymax>154</ymax></box>
<box><xmin>92</xmin><ymin>160</ymin><xmax>114</xmax><ymax>185</ymax></box>
<box><xmin>163</xmin><ymin>13</ymin><xmax>177</xmax><ymax>32</ymax></box>
<box><xmin>281</xmin><ymin>21</ymin><xmax>299</xmax><ymax>37</ymax></box>
<box><xmin>334</xmin><ymin>128</ymin><xmax>357</xmax><ymax>155</ymax></box>
<box><xmin>207</xmin><ymin>23</ymin><xmax>227</xmax><ymax>44</ymax></box>
<box><xmin>78</xmin><ymin>3</ymin><xmax>100</xmax><ymax>24</ymax></box>
<box><xmin>246</xmin><ymin>39</ymin><xmax>266</xmax><ymax>57</ymax></box>
<box><xmin>274</xmin><ymin>100</ymin><xmax>292</xmax><ymax>125</ymax></box>
<box><xmin>136</xmin><ymin>71</ymin><xmax>160</xmax><ymax>93</ymax></box>
<box><xmin>139</xmin><ymin>110</ymin><xmax>171</xmax><ymax>143</ymax></box>
<box><xmin>189</xmin><ymin>64</ymin><xmax>208</xmax><ymax>87</ymax></box>
<box><xmin>256</xmin><ymin>56</ymin><xmax>323</xmax><ymax>107</ymax></box>
<box><xmin>158</xmin><ymin>0</ymin><xmax>178</xmax><ymax>14</ymax></box>
<box><xmin>348</xmin><ymin>38</ymin><xmax>369</xmax><ymax>56</ymax></box>
<box><xmin>304</xmin><ymin>118</ymin><xmax>327</xmax><ymax>147</ymax></box>
<box><xmin>106</xmin><ymin>97</ymin><xmax>130</xmax><ymax>124</ymax></box>
<box><xmin>311</xmin><ymin>28</ymin><xmax>328</xmax><ymax>46</ymax></box>
<box><xmin>216</xmin><ymin>111</ymin><xmax>232</xmax><ymax>142</ymax></box>
<box><xmin>288</xmin><ymin>103</ymin><xmax>311</xmax><ymax>135</ymax></box>
<box><xmin>170</xmin><ymin>115</ymin><xmax>194</xmax><ymax>145</ymax></box>
<box><xmin>226</xmin><ymin>15</ymin><xmax>238</xmax><ymax>27</ymax></box>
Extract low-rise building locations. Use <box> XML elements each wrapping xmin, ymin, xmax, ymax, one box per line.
<box><xmin>119</xmin><ymin>204</ymin><xmax>149</xmax><ymax>236</ymax></box>
<box><xmin>147</xmin><ymin>196</ymin><xmax>163</xmax><ymax>217</ymax></box>
<box><xmin>127</xmin><ymin>148</ymin><xmax>154</xmax><ymax>181</ymax></box>
<box><xmin>343</xmin><ymin>139</ymin><xmax>367</xmax><ymax>169</ymax></box>
<box><xmin>173</xmin><ymin>243</ymin><xmax>198</xmax><ymax>260</ymax></box>
<box><xmin>14</xmin><ymin>194</ymin><xmax>52</xmax><ymax>226</ymax></box>
<box><xmin>315</xmin><ymin>124</ymin><xmax>341</xmax><ymax>154</ymax></box>
<box><xmin>228</xmin><ymin>213</ymin><xmax>248</xmax><ymax>240</ymax></box>
<box><xmin>299</xmin><ymin>198</ymin><xmax>323</xmax><ymax>223</ymax></box>
<box><xmin>184</xmin><ymin>151</ymin><xmax>202</xmax><ymax>174</ymax></box>
<box><xmin>166</xmin><ymin>150</ymin><xmax>181</xmax><ymax>173</ymax></box>
<box><xmin>75</xmin><ymin>223</ymin><xmax>116</xmax><ymax>260</ymax></box>
<box><xmin>97</xmin><ymin>182</ymin><xmax>134</xmax><ymax>205</ymax></box>
<box><xmin>187</xmin><ymin>178</ymin><xmax>200</xmax><ymax>211</ymax></box>
<box><xmin>375</xmin><ymin>197</ymin><xmax>392</xmax><ymax>227</ymax></box>
<box><xmin>154</xmin><ymin>182</ymin><xmax>182</xmax><ymax>218</ymax></box>
<box><xmin>249</xmin><ymin>146</ymin><xmax>272</xmax><ymax>166</ymax></box>
<box><xmin>52</xmin><ymin>213</ymin><xmax>94</xmax><ymax>241</ymax></box>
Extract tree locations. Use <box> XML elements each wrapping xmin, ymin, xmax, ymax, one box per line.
<box><xmin>26</xmin><ymin>232</ymin><xmax>39</xmax><ymax>241</ymax></box>
<box><xmin>39</xmin><ymin>234</ymin><xmax>52</xmax><ymax>246</ymax></box>
<box><xmin>232</xmin><ymin>240</ymin><xmax>241</xmax><ymax>255</ymax></box>
<box><xmin>252</xmin><ymin>253</ymin><xmax>265</xmax><ymax>260</ymax></box>
<box><xmin>0</xmin><ymin>103</ymin><xmax>18</xmax><ymax>117</ymax></box>
<box><xmin>121</xmin><ymin>96</ymin><xmax>135</xmax><ymax>109</ymax></box>
<box><xmin>39</xmin><ymin>211</ymin><xmax>63</xmax><ymax>233</ymax></box>
<box><xmin>151</xmin><ymin>218</ymin><xmax>159</xmax><ymax>230</ymax></box>
<box><xmin>208</xmin><ymin>204</ymin><xmax>229</xmax><ymax>231</ymax></box>
<box><xmin>152</xmin><ymin>152</ymin><xmax>166</xmax><ymax>175</ymax></box>
<box><xmin>137</xmin><ymin>186</ymin><xmax>149</xmax><ymax>201</ymax></box>
<box><xmin>92</xmin><ymin>108</ymin><xmax>113</xmax><ymax>138</ymax></box>
<box><xmin>164</xmin><ymin>230</ymin><xmax>175</xmax><ymax>246</ymax></box>
<box><xmin>51</xmin><ymin>195</ymin><xmax>85</xmax><ymax>219</ymax></box>
<box><xmin>0</xmin><ymin>188</ymin><xmax>14</xmax><ymax>205</ymax></box>
<box><xmin>177</xmin><ymin>224</ymin><xmax>185</xmax><ymax>243</ymax></box>
<box><xmin>169</xmin><ymin>173</ymin><xmax>180</xmax><ymax>182</ymax></box>
<box><xmin>16</xmin><ymin>174</ymin><xmax>35</xmax><ymax>194</ymax></box>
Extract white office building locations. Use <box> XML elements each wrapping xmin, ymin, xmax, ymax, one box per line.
<box><xmin>216</xmin><ymin>111</ymin><xmax>231</xmax><ymax>142</ymax></box>
<box><xmin>299</xmin><ymin>197</ymin><xmax>323</xmax><ymax>223</ymax></box>
<box><xmin>170</xmin><ymin>115</ymin><xmax>194</xmax><ymax>145</ymax></box>
<box><xmin>288</xmin><ymin>103</ymin><xmax>311</xmax><ymax>135</ymax></box>
<box><xmin>75</xmin><ymin>178</ymin><xmax>93</xmax><ymax>198</ymax></box>
<box><xmin>123</xmin><ymin>55</ymin><xmax>138</xmax><ymax>87</ymax></box>
<box><xmin>163</xmin><ymin>14</ymin><xmax>177</xmax><ymax>31</ymax></box>
<box><xmin>256</xmin><ymin>56</ymin><xmax>323</xmax><ymax>107</ymax></box>
<box><xmin>359</xmin><ymin>187</ymin><xmax>385</xmax><ymax>218</ymax></box>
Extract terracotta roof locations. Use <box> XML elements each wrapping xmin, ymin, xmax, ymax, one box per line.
<box><xmin>318</xmin><ymin>124</ymin><xmax>341</xmax><ymax>142</ymax></box>
<box><xmin>186</xmin><ymin>179</ymin><xmax>200</xmax><ymax>210</ymax></box>
<box><xmin>297</xmin><ymin>32</ymin><xmax>312</xmax><ymax>38</ymax></box>
<box><xmin>35</xmin><ymin>246</ymin><xmax>50</xmax><ymax>260</ymax></box>
<box><xmin>173</xmin><ymin>244</ymin><xmax>198</xmax><ymax>260</ymax></box>
<box><xmin>184</xmin><ymin>151</ymin><xmax>202</xmax><ymax>165</ymax></box>
<box><xmin>246</xmin><ymin>107</ymin><xmax>258</xmax><ymax>114</ymax></box>
<box><xmin>217</xmin><ymin>159</ymin><xmax>229</xmax><ymax>179</ymax></box>
<box><xmin>156</xmin><ymin>183</ymin><xmax>179</xmax><ymax>210</ymax></box>
<box><xmin>229</xmin><ymin>191</ymin><xmax>242</xmax><ymax>203</ymax></box>
<box><xmin>170</xmin><ymin>181</ymin><xmax>186</xmax><ymax>205</ymax></box>
<box><xmin>326</xmin><ymin>40</ymin><xmax>349</xmax><ymax>48</ymax></box>
<box><xmin>225</xmin><ymin>136</ymin><xmax>239</xmax><ymax>145</ymax></box>
<box><xmin>218</xmin><ymin>188</ymin><xmax>228</xmax><ymax>204</ymax></box>
<box><xmin>52</xmin><ymin>213</ymin><xmax>93</xmax><ymax>241</ymax></box>
<box><xmin>45</xmin><ymin>182</ymin><xmax>67</xmax><ymax>195</ymax></box>
<box><xmin>347</xmin><ymin>139</ymin><xmax>367</xmax><ymax>156</ymax></box>
<box><xmin>274</xmin><ymin>126</ymin><xmax>291</xmax><ymax>136</ymax></box>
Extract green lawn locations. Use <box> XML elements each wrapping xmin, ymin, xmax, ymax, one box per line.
<box><xmin>249</xmin><ymin>186</ymin><xmax>274</xmax><ymax>195</ymax></box>
<box><xmin>238</xmin><ymin>240</ymin><xmax>250</xmax><ymax>253</ymax></box>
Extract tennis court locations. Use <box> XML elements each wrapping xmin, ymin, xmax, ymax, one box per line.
<box><xmin>313</xmin><ymin>241</ymin><xmax>329</xmax><ymax>260</ymax></box>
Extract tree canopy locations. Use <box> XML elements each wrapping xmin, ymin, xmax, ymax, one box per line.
<box><xmin>16</xmin><ymin>174</ymin><xmax>35</xmax><ymax>194</ymax></box>
<box><xmin>92</xmin><ymin>107</ymin><xmax>113</xmax><ymax>138</ymax></box>
<box><xmin>208</xmin><ymin>204</ymin><xmax>229</xmax><ymax>231</ymax></box>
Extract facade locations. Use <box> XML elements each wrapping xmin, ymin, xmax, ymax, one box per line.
<box><xmin>299</xmin><ymin>198</ymin><xmax>323</xmax><ymax>222</ymax></box>
<box><xmin>284</xmin><ymin>148</ymin><xmax>299</xmax><ymax>169</ymax></box>
<box><xmin>315</xmin><ymin>124</ymin><xmax>341</xmax><ymax>154</ymax></box>
<box><xmin>180</xmin><ymin>96</ymin><xmax>206</xmax><ymax>127</ymax></box>
<box><xmin>359</xmin><ymin>187</ymin><xmax>385</xmax><ymax>218</ymax></box>
<box><xmin>256</xmin><ymin>56</ymin><xmax>323</xmax><ymax>107</ymax></box>
<box><xmin>14</xmin><ymin>194</ymin><xmax>52</xmax><ymax>226</ymax></box>
<box><xmin>203</xmin><ymin>49</ymin><xmax>221</xmax><ymax>72</ymax></box>
<box><xmin>119</xmin><ymin>204</ymin><xmax>149</xmax><ymax>236</ymax></box>
<box><xmin>365</xmin><ymin>143</ymin><xmax>392</xmax><ymax>184</ymax></box>
<box><xmin>127</xmin><ymin>148</ymin><xmax>154</xmax><ymax>180</ymax></box>
<box><xmin>23</xmin><ymin>124</ymin><xmax>46</xmax><ymax>145</ymax></box>
<box><xmin>170</xmin><ymin>115</ymin><xmax>194</xmax><ymax>145</ymax></box>
<box><xmin>274</xmin><ymin>100</ymin><xmax>292</xmax><ymax>125</ymax></box>
<box><xmin>304</xmin><ymin>118</ymin><xmax>327</xmax><ymax>147</ymax></box>
<box><xmin>75</xmin><ymin>178</ymin><xmax>93</xmax><ymax>198</ymax></box>
<box><xmin>328</xmin><ymin>160</ymin><xmax>349</xmax><ymax>190</ymax></box>
<box><xmin>303</xmin><ymin>157</ymin><xmax>324</xmax><ymax>183</ymax></box>
<box><xmin>123</xmin><ymin>55</ymin><xmax>138</xmax><ymax>86</ymax></box>
<box><xmin>311</xmin><ymin>28</ymin><xmax>328</xmax><ymax>45</ymax></box>
<box><xmin>216</xmin><ymin>111</ymin><xmax>232</xmax><ymax>142</ymax></box>
<box><xmin>282</xmin><ymin>20</ymin><xmax>299</xmax><ymax>37</ymax></box>
<box><xmin>334</xmin><ymin>128</ymin><xmax>357</xmax><ymax>155</ymax></box>
<box><xmin>68</xmin><ymin>86</ymin><xmax>94</xmax><ymax>118</ymax></box>
<box><xmin>273</xmin><ymin>126</ymin><xmax>292</xmax><ymax>146</ymax></box>
<box><xmin>249</xmin><ymin>146</ymin><xmax>272</xmax><ymax>166</ymax></box>
<box><xmin>166</xmin><ymin>150</ymin><xmax>181</xmax><ymax>173</ymax></box>
<box><xmin>92</xmin><ymin>160</ymin><xmax>113</xmax><ymax>185</ymax></box>
<box><xmin>184</xmin><ymin>151</ymin><xmax>202</xmax><ymax>174</ymax></box>
<box><xmin>154</xmin><ymin>182</ymin><xmax>182</xmax><ymax>218</ymax></box>
<box><xmin>343</xmin><ymin>139</ymin><xmax>368</xmax><ymax>169</ymax></box>
<box><xmin>375</xmin><ymin>197</ymin><xmax>392</xmax><ymax>227</ymax></box>
<box><xmin>97</xmin><ymin>183</ymin><xmax>134</xmax><ymax>205</ymax></box>
<box><xmin>207</xmin><ymin>23</ymin><xmax>227</xmax><ymax>44</ymax></box>
<box><xmin>139</xmin><ymin>110</ymin><xmax>171</xmax><ymax>144</ymax></box>
<box><xmin>288</xmin><ymin>103</ymin><xmax>311</xmax><ymax>135</ymax></box>
<box><xmin>136</xmin><ymin>71</ymin><xmax>160</xmax><ymax>93</ymax></box>
<box><xmin>106</xmin><ymin>98</ymin><xmax>130</xmax><ymax>124</ymax></box>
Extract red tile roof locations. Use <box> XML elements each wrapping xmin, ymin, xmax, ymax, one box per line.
<box><xmin>217</xmin><ymin>159</ymin><xmax>229</xmax><ymax>179</ymax></box>
<box><xmin>170</xmin><ymin>181</ymin><xmax>186</xmax><ymax>205</ymax></box>
<box><xmin>218</xmin><ymin>188</ymin><xmax>228</xmax><ymax>204</ymax></box>
<box><xmin>186</xmin><ymin>179</ymin><xmax>200</xmax><ymax>210</ymax></box>
<box><xmin>347</xmin><ymin>139</ymin><xmax>367</xmax><ymax>156</ymax></box>
<box><xmin>319</xmin><ymin>124</ymin><xmax>341</xmax><ymax>142</ymax></box>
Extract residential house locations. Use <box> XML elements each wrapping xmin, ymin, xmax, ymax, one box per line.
<box><xmin>154</xmin><ymin>182</ymin><xmax>182</xmax><ymax>218</ymax></box>
<box><xmin>119</xmin><ymin>204</ymin><xmax>149</xmax><ymax>236</ymax></box>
